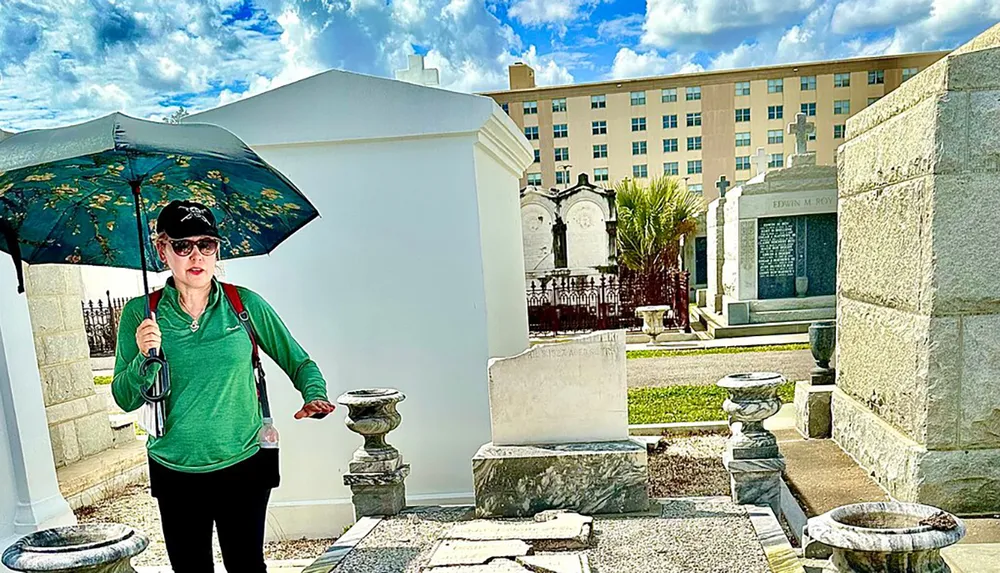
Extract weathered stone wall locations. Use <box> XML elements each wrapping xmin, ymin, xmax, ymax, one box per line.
<box><xmin>25</xmin><ymin>265</ymin><xmax>113</xmax><ymax>468</ymax></box>
<box><xmin>834</xmin><ymin>23</ymin><xmax>1000</xmax><ymax>513</ymax></box>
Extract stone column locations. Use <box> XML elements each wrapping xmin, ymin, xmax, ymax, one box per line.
<box><xmin>0</xmin><ymin>262</ymin><xmax>75</xmax><ymax>540</ymax></box>
<box><xmin>24</xmin><ymin>266</ymin><xmax>113</xmax><ymax>468</ymax></box>
<box><xmin>834</xmin><ymin>24</ymin><xmax>1000</xmax><ymax>513</ymax></box>
<box><xmin>718</xmin><ymin>372</ymin><xmax>785</xmax><ymax>515</ymax></box>
<box><xmin>706</xmin><ymin>196</ymin><xmax>726</xmax><ymax>314</ymax></box>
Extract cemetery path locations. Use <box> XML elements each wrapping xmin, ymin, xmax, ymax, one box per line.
<box><xmin>627</xmin><ymin>348</ymin><xmax>817</xmax><ymax>387</ymax></box>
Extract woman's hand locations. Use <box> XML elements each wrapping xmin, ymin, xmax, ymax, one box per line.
<box><xmin>294</xmin><ymin>399</ymin><xmax>336</xmax><ymax>420</ymax></box>
<box><xmin>136</xmin><ymin>313</ymin><xmax>161</xmax><ymax>357</ymax></box>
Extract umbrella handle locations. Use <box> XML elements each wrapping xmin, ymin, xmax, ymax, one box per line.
<box><xmin>139</xmin><ymin>353</ymin><xmax>170</xmax><ymax>403</ymax></box>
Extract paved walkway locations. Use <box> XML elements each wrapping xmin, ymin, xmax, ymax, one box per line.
<box><xmin>627</xmin><ymin>348</ymin><xmax>816</xmax><ymax>388</ymax></box>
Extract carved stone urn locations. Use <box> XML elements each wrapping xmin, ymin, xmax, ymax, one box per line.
<box><xmin>808</xmin><ymin>502</ymin><xmax>965</xmax><ymax>572</ymax></box>
<box><xmin>718</xmin><ymin>372</ymin><xmax>784</xmax><ymax>459</ymax></box>
<box><xmin>635</xmin><ymin>305</ymin><xmax>671</xmax><ymax>343</ymax></box>
<box><xmin>2</xmin><ymin>524</ymin><xmax>148</xmax><ymax>573</ymax></box>
<box><xmin>809</xmin><ymin>320</ymin><xmax>837</xmax><ymax>385</ymax></box>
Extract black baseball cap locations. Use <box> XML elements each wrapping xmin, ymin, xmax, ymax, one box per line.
<box><xmin>156</xmin><ymin>200</ymin><xmax>220</xmax><ymax>239</ymax></box>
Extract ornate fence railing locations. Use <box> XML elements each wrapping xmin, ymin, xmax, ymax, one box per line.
<box><xmin>82</xmin><ymin>292</ymin><xmax>128</xmax><ymax>357</ymax></box>
<box><xmin>526</xmin><ymin>270</ymin><xmax>690</xmax><ymax>335</ymax></box>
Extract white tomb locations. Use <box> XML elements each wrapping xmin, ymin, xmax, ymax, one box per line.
<box><xmin>187</xmin><ymin>68</ymin><xmax>532</xmax><ymax>539</ymax></box>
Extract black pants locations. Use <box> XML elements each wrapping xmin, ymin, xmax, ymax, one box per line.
<box><xmin>150</xmin><ymin>449</ymin><xmax>280</xmax><ymax>573</ymax></box>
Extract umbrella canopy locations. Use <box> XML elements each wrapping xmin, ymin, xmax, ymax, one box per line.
<box><xmin>0</xmin><ymin>112</ymin><xmax>318</xmax><ymax>286</ymax></box>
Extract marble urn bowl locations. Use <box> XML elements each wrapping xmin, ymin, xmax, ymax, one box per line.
<box><xmin>808</xmin><ymin>502</ymin><xmax>965</xmax><ymax>573</ymax></box>
<box><xmin>718</xmin><ymin>372</ymin><xmax>784</xmax><ymax>459</ymax></box>
<box><xmin>2</xmin><ymin>523</ymin><xmax>149</xmax><ymax>573</ymax></box>
<box><xmin>635</xmin><ymin>305</ymin><xmax>672</xmax><ymax>342</ymax></box>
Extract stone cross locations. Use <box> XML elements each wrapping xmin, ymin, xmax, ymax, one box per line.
<box><xmin>787</xmin><ymin>113</ymin><xmax>816</xmax><ymax>155</ymax></box>
<box><xmin>394</xmin><ymin>54</ymin><xmax>440</xmax><ymax>87</ymax></box>
<box><xmin>715</xmin><ymin>175</ymin><xmax>731</xmax><ymax>197</ymax></box>
<box><xmin>751</xmin><ymin>147</ymin><xmax>768</xmax><ymax>177</ymax></box>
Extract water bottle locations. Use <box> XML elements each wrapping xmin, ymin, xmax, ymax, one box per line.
<box><xmin>259</xmin><ymin>417</ymin><xmax>279</xmax><ymax>449</ymax></box>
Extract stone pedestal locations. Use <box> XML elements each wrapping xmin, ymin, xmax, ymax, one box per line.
<box><xmin>337</xmin><ymin>389</ymin><xmax>410</xmax><ymax>521</ymax></box>
<box><xmin>2</xmin><ymin>524</ymin><xmax>148</xmax><ymax>572</ymax></box>
<box><xmin>472</xmin><ymin>440</ymin><xmax>649</xmax><ymax>518</ymax></box>
<box><xmin>722</xmin><ymin>452</ymin><xmax>785</xmax><ymax>516</ymax></box>
<box><xmin>795</xmin><ymin>382</ymin><xmax>835</xmax><ymax>439</ymax></box>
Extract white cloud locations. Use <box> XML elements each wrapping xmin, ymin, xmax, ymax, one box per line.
<box><xmin>831</xmin><ymin>0</ymin><xmax>932</xmax><ymax>35</ymax></box>
<box><xmin>507</xmin><ymin>0</ymin><xmax>598</xmax><ymax>27</ymax></box>
<box><xmin>597</xmin><ymin>14</ymin><xmax>643</xmax><ymax>40</ymax></box>
<box><xmin>609</xmin><ymin>48</ymin><xmax>703</xmax><ymax>80</ymax></box>
<box><xmin>641</xmin><ymin>0</ymin><xmax>818</xmax><ymax>50</ymax></box>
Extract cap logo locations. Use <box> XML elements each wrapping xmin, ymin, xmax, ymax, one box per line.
<box><xmin>179</xmin><ymin>205</ymin><xmax>211</xmax><ymax>226</ymax></box>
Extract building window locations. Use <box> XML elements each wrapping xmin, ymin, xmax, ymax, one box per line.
<box><xmin>834</xmin><ymin>124</ymin><xmax>846</xmax><ymax>139</ymax></box>
<box><xmin>664</xmin><ymin>162</ymin><xmax>679</xmax><ymax>176</ymax></box>
<box><xmin>662</xmin><ymin>88</ymin><xmax>677</xmax><ymax>103</ymax></box>
<box><xmin>593</xmin><ymin>168</ymin><xmax>609</xmax><ymax>182</ymax></box>
<box><xmin>533</xmin><ymin>149</ymin><xmax>540</xmax><ymax>163</ymax></box>
<box><xmin>768</xmin><ymin>78</ymin><xmax>784</xmax><ymax>93</ymax></box>
<box><xmin>868</xmin><ymin>96</ymin><xmax>881</xmax><ymax>106</ymax></box>
<box><xmin>769</xmin><ymin>154</ymin><xmax>784</xmax><ymax>169</ymax></box>
<box><xmin>662</xmin><ymin>114</ymin><xmax>678</xmax><ymax>129</ymax></box>
<box><xmin>501</xmin><ymin>102</ymin><xmax>509</xmax><ymax>114</ymax></box>
<box><xmin>527</xmin><ymin>173</ymin><xmax>542</xmax><ymax>186</ymax></box>
<box><xmin>631</xmin><ymin>117</ymin><xmax>647</xmax><ymax>132</ymax></box>
<box><xmin>556</xmin><ymin>171</ymin><xmax>570</xmax><ymax>185</ymax></box>
<box><xmin>689</xmin><ymin>183</ymin><xmax>703</xmax><ymax>194</ymax></box>
<box><xmin>632</xmin><ymin>141</ymin><xmax>647</xmax><ymax>155</ymax></box>
<box><xmin>663</xmin><ymin>138</ymin><xmax>678</xmax><ymax>153</ymax></box>
<box><xmin>736</xmin><ymin>156</ymin><xmax>751</xmax><ymax>171</ymax></box>
<box><xmin>868</xmin><ymin>70</ymin><xmax>885</xmax><ymax>85</ymax></box>
<box><xmin>902</xmin><ymin>67</ymin><xmax>919</xmax><ymax>82</ymax></box>
<box><xmin>592</xmin><ymin>120</ymin><xmax>607</xmax><ymax>135</ymax></box>
<box><xmin>735</xmin><ymin>81</ymin><xmax>750</xmax><ymax>96</ymax></box>
<box><xmin>524</xmin><ymin>126</ymin><xmax>538</xmax><ymax>140</ymax></box>
<box><xmin>591</xmin><ymin>95</ymin><xmax>606</xmax><ymax>109</ymax></box>
<box><xmin>552</xmin><ymin>98</ymin><xmax>567</xmax><ymax>112</ymax></box>
<box><xmin>553</xmin><ymin>124</ymin><xmax>568</xmax><ymax>138</ymax></box>
<box><xmin>736</xmin><ymin>132</ymin><xmax>751</xmax><ymax>147</ymax></box>
<box><xmin>686</xmin><ymin>86</ymin><xmax>701</xmax><ymax>101</ymax></box>
<box><xmin>801</xmin><ymin>76</ymin><xmax>817</xmax><ymax>91</ymax></box>
<box><xmin>633</xmin><ymin>164</ymin><xmax>648</xmax><ymax>178</ymax></box>
<box><xmin>686</xmin><ymin>112</ymin><xmax>702</xmax><ymax>127</ymax></box>
<box><xmin>768</xmin><ymin>105</ymin><xmax>784</xmax><ymax>120</ymax></box>
<box><xmin>834</xmin><ymin>73</ymin><xmax>851</xmax><ymax>88</ymax></box>
<box><xmin>809</xmin><ymin>132</ymin><xmax>816</xmax><ymax>141</ymax></box>
<box><xmin>523</xmin><ymin>101</ymin><xmax>537</xmax><ymax>115</ymax></box>
<box><xmin>687</xmin><ymin>160</ymin><xmax>702</xmax><ymax>175</ymax></box>
<box><xmin>630</xmin><ymin>91</ymin><xmax>646</xmax><ymax>106</ymax></box>
<box><xmin>801</xmin><ymin>102</ymin><xmax>816</xmax><ymax>116</ymax></box>
<box><xmin>687</xmin><ymin>136</ymin><xmax>702</xmax><ymax>151</ymax></box>
<box><xmin>593</xmin><ymin>144</ymin><xmax>608</xmax><ymax>159</ymax></box>
<box><xmin>735</xmin><ymin>108</ymin><xmax>750</xmax><ymax>122</ymax></box>
<box><xmin>834</xmin><ymin>100</ymin><xmax>850</xmax><ymax>115</ymax></box>
<box><xmin>555</xmin><ymin>147</ymin><xmax>569</xmax><ymax>162</ymax></box>
<box><xmin>767</xmin><ymin>129</ymin><xmax>783</xmax><ymax>144</ymax></box>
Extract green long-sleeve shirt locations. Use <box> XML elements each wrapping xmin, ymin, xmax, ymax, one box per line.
<box><xmin>112</xmin><ymin>278</ymin><xmax>327</xmax><ymax>473</ymax></box>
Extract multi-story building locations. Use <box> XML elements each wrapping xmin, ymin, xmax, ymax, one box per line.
<box><xmin>482</xmin><ymin>51</ymin><xmax>948</xmax><ymax>203</ymax></box>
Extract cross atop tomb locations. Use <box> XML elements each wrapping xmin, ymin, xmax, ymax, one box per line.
<box><xmin>716</xmin><ymin>175</ymin><xmax>731</xmax><ymax>197</ymax></box>
<box><xmin>787</xmin><ymin>113</ymin><xmax>816</xmax><ymax>155</ymax></box>
<box><xmin>752</xmin><ymin>147</ymin><xmax>768</xmax><ymax>177</ymax></box>
<box><xmin>395</xmin><ymin>55</ymin><xmax>440</xmax><ymax>87</ymax></box>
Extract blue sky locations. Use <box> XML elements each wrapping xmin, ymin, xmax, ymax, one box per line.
<box><xmin>0</xmin><ymin>0</ymin><xmax>997</xmax><ymax>131</ymax></box>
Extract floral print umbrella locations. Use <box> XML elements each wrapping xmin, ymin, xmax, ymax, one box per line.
<box><xmin>0</xmin><ymin>112</ymin><xmax>318</xmax><ymax>293</ymax></box>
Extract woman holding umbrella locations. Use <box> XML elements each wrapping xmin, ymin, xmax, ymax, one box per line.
<box><xmin>112</xmin><ymin>199</ymin><xmax>336</xmax><ymax>572</ymax></box>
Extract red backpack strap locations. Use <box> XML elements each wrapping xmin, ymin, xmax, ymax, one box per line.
<box><xmin>148</xmin><ymin>289</ymin><xmax>164</xmax><ymax>315</ymax></box>
<box><xmin>221</xmin><ymin>283</ymin><xmax>271</xmax><ymax>418</ymax></box>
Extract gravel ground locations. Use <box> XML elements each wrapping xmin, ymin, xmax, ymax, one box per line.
<box><xmin>627</xmin><ymin>348</ymin><xmax>815</xmax><ymax>388</ymax></box>
<box><xmin>336</xmin><ymin>498</ymin><xmax>769</xmax><ymax>573</ymax></box>
<box><xmin>75</xmin><ymin>483</ymin><xmax>336</xmax><ymax>566</ymax></box>
<box><xmin>647</xmin><ymin>433</ymin><xmax>728</xmax><ymax>498</ymax></box>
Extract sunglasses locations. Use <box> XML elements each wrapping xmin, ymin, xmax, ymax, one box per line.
<box><xmin>168</xmin><ymin>238</ymin><xmax>220</xmax><ymax>257</ymax></box>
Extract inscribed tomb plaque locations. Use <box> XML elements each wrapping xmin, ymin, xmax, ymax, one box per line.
<box><xmin>757</xmin><ymin>217</ymin><xmax>797</xmax><ymax>299</ymax></box>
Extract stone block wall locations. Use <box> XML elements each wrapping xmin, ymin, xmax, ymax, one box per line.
<box><xmin>834</xmin><ymin>23</ymin><xmax>1000</xmax><ymax>514</ymax></box>
<box><xmin>25</xmin><ymin>265</ymin><xmax>114</xmax><ymax>468</ymax></box>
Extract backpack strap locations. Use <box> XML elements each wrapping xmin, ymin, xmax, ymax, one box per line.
<box><xmin>148</xmin><ymin>288</ymin><xmax>164</xmax><ymax>315</ymax></box>
<box><xmin>220</xmin><ymin>282</ymin><xmax>271</xmax><ymax>419</ymax></box>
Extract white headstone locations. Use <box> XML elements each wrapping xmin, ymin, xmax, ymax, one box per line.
<box><xmin>521</xmin><ymin>204</ymin><xmax>554</xmax><ymax>273</ymax></box>
<box><xmin>565</xmin><ymin>200</ymin><xmax>607</xmax><ymax>269</ymax></box>
<box><xmin>487</xmin><ymin>331</ymin><xmax>627</xmax><ymax>446</ymax></box>
<box><xmin>394</xmin><ymin>54</ymin><xmax>440</xmax><ymax>87</ymax></box>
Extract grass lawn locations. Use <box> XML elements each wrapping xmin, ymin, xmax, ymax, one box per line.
<box><xmin>629</xmin><ymin>382</ymin><xmax>796</xmax><ymax>425</ymax></box>
<box><xmin>627</xmin><ymin>343</ymin><xmax>810</xmax><ymax>360</ymax></box>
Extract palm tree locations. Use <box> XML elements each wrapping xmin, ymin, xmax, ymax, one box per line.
<box><xmin>615</xmin><ymin>175</ymin><xmax>705</xmax><ymax>280</ymax></box>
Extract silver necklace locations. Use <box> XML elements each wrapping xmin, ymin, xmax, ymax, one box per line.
<box><xmin>180</xmin><ymin>300</ymin><xmax>207</xmax><ymax>332</ymax></box>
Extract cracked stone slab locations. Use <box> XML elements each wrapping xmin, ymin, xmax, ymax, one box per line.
<box><xmin>516</xmin><ymin>553</ymin><xmax>591</xmax><ymax>573</ymax></box>
<box><xmin>426</xmin><ymin>539</ymin><xmax>531</xmax><ymax>568</ymax></box>
<box><xmin>443</xmin><ymin>512</ymin><xmax>593</xmax><ymax>551</ymax></box>
<box><xmin>423</xmin><ymin>559</ymin><xmax>532</xmax><ymax>572</ymax></box>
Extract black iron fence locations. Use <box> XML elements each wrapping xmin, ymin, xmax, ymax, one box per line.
<box><xmin>527</xmin><ymin>270</ymin><xmax>690</xmax><ymax>335</ymax></box>
<box><xmin>82</xmin><ymin>292</ymin><xmax>128</xmax><ymax>357</ymax></box>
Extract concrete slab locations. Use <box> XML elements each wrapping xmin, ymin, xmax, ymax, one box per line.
<box><xmin>57</xmin><ymin>437</ymin><xmax>148</xmax><ymax>509</ymax></box>
<box><xmin>445</xmin><ymin>512</ymin><xmax>592</xmax><ymax>551</ymax></box>
<box><xmin>779</xmin><ymin>437</ymin><xmax>890</xmax><ymax>518</ymax></box>
<box><xmin>943</xmin><ymin>543</ymin><xmax>1000</xmax><ymax>573</ymax></box>
<box><xmin>515</xmin><ymin>554</ymin><xmax>590</xmax><ymax>573</ymax></box>
<box><xmin>427</xmin><ymin>540</ymin><xmax>530</xmax><ymax>567</ymax></box>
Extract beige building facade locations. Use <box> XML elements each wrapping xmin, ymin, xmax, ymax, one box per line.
<box><xmin>482</xmin><ymin>51</ymin><xmax>948</xmax><ymax>203</ymax></box>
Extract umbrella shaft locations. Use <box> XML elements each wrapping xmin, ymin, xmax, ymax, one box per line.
<box><xmin>130</xmin><ymin>181</ymin><xmax>154</xmax><ymax>317</ymax></box>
